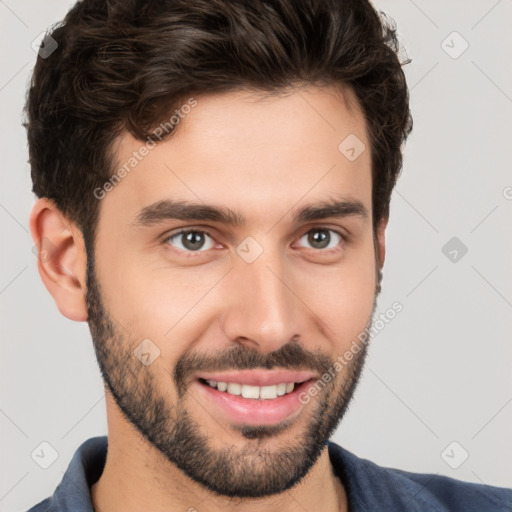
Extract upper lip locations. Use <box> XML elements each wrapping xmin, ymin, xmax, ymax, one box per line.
<box><xmin>196</xmin><ymin>369</ymin><xmax>317</xmax><ymax>387</ymax></box>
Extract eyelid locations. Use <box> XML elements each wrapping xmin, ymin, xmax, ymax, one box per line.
<box><xmin>162</xmin><ymin>228</ymin><xmax>218</xmax><ymax>255</ymax></box>
<box><xmin>162</xmin><ymin>225</ymin><xmax>348</xmax><ymax>257</ymax></box>
<box><xmin>294</xmin><ymin>226</ymin><xmax>347</xmax><ymax>253</ymax></box>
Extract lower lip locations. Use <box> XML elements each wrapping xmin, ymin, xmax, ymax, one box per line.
<box><xmin>194</xmin><ymin>379</ymin><xmax>314</xmax><ymax>426</ymax></box>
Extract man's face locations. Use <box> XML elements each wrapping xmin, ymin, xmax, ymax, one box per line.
<box><xmin>86</xmin><ymin>86</ymin><xmax>382</xmax><ymax>498</ymax></box>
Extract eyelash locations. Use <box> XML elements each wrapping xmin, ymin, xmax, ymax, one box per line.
<box><xmin>162</xmin><ymin>227</ymin><xmax>347</xmax><ymax>257</ymax></box>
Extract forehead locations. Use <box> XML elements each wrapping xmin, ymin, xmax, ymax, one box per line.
<box><xmin>102</xmin><ymin>85</ymin><xmax>372</xmax><ymax>231</ymax></box>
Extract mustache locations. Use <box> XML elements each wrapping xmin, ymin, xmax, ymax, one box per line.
<box><xmin>173</xmin><ymin>341</ymin><xmax>334</xmax><ymax>391</ymax></box>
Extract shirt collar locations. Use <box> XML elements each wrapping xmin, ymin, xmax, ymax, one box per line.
<box><xmin>51</xmin><ymin>436</ymin><xmax>107</xmax><ymax>512</ymax></box>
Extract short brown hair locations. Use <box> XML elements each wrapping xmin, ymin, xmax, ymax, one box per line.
<box><xmin>24</xmin><ymin>0</ymin><xmax>413</xmax><ymax>246</ymax></box>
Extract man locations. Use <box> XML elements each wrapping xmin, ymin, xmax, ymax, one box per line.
<box><xmin>24</xmin><ymin>0</ymin><xmax>511</xmax><ymax>511</ymax></box>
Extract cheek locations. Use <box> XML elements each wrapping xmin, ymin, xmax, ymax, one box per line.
<box><xmin>295</xmin><ymin>244</ymin><xmax>377</xmax><ymax>342</ymax></box>
<box><xmin>98</xmin><ymin>257</ymin><xmax>222</xmax><ymax>362</ymax></box>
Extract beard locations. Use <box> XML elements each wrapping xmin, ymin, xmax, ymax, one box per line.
<box><xmin>85</xmin><ymin>250</ymin><xmax>378</xmax><ymax>499</ymax></box>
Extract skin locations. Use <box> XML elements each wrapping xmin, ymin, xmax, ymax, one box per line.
<box><xmin>30</xmin><ymin>85</ymin><xmax>387</xmax><ymax>512</ymax></box>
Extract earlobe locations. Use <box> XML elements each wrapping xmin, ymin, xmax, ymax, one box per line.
<box><xmin>29</xmin><ymin>198</ymin><xmax>88</xmax><ymax>322</ymax></box>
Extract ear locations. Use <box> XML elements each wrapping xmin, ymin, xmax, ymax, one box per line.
<box><xmin>375</xmin><ymin>216</ymin><xmax>388</xmax><ymax>270</ymax></box>
<box><xmin>29</xmin><ymin>198</ymin><xmax>88</xmax><ymax>322</ymax></box>
<box><xmin>374</xmin><ymin>216</ymin><xmax>388</xmax><ymax>295</ymax></box>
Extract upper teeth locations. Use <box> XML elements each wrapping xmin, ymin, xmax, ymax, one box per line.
<box><xmin>206</xmin><ymin>380</ymin><xmax>295</xmax><ymax>400</ymax></box>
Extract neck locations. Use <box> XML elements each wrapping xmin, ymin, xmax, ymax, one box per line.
<box><xmin>91</xmin><ymin>430</ymin><xmax>347</xmax><ymax>512</ymax></box>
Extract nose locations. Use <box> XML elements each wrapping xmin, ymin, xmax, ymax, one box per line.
<box><xmin>221</xmin><ymin>247</ymin><xmax>305</xmax><ymax>353</ymax></box>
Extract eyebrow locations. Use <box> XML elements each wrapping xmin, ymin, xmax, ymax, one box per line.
<box><xmin>132</xmin><ymin>195</ymin><xmax>368</xmax><ymax>228</ymax></box>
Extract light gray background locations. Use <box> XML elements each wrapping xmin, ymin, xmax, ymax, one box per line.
<box><xmin>1</xmin><ymin>1</ymin><xmax>511</xmax><ymax>511</ymax></box>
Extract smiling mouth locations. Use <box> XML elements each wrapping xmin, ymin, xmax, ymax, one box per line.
<box><xmin>198</xmin><ymin>377</ymin><xmax>311</xmax><ymax>400</ymax></box>
<box><xmin>194</xmin><ymin>370</ymin><xmax>317</xmax><ymax>425</ymax></box>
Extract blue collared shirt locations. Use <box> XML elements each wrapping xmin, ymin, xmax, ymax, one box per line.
<box><xmin>26</xmin><ymin>436</ymin><xmax>512</xmax><ymax>511</ymax></box>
